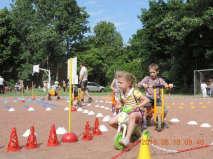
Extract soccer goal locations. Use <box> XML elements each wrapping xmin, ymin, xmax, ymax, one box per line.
<box><xmin>194</xmin><ymin>69</ymin><xmax>213</xmax><ymax>95</ymax></box>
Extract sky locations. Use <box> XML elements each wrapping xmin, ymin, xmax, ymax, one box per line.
<box><xmin>0</xmin><ymin>0</ymin><xmax>149</xmax><ymax>44</ymax></box>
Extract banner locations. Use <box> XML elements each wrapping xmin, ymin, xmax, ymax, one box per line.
<box><xmin>67</xmin><ymin>57</ymin><xmax>78</xmax><ymax>84</ymax></box>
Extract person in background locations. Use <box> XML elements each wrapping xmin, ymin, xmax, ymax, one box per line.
<box><xmin>79</xmin><ymin>63</ymin><xmax>92</xmax><ymax>103</ymax></box>
<box><xmin>62</xmin><ymin>80</ymin><xmax>67</xmax><ymax>92</ymax></box>
<box><xmin>201</xmin><ymin>80</ymin><xmax>208</xmax><ymax>97</ymax></box>
<box><xmin>48</xmin><ymin>81</ymin><xmax>60</xmax><ymax>100</ymax></box>
<box><xmin>110</xmin><ymin>71</ymin><xmax>121</xmax><ymax>114</ymax></box>
<box><xmin>0</xmin><ymin>75</ymin><xmax>4</xmax><ymax>94</ymax></box>
<box><xmin>43</xmin><ymin>81</ymin><xmax>48</xmax><ymax>92</ymax></box>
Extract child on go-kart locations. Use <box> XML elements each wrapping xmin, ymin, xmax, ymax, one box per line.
<box><xmin>48</xmin><ymin>81</ymin><xmax>60</xmax><ymax>100</ymax></box>
<box><xmin>138</xmin><ymin>63</ymin><xmax>173</xmax><ymax>127</ymax></box>
<box><xmin>108</xmin><ymin>71</ymin><xmax>149</xmax><ymax>147</ymax></box>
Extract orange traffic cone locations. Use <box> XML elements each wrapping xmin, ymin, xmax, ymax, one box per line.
<box><xmin>32</xmin><ymin>96</ymin><xmax>36</xmax><ymax>100</ymax></box>
<box><xmin>47</xmin><ymin>124</ymin><xmax>59</xmax><ymax>146</ymax></box>
<box><xmin>82</xmin><ymin>121</ymin><xmax>93</xmax><ymax>141</ymax></box>
<box><xmin>25</xmin><ymin>126</ymin><xmax>38</xmax><ymax>149</ymax></box>
<box><xmin>7</xmin><ymin>128</ymin><xmax>21</xmax><ymax>152</ymax></box>
<box><xmin>93</xmin><ymin>118</ymin><xmax>102</xmax><ymax>136</ymax></box>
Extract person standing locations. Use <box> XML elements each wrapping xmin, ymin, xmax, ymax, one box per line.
<box><xmin>79</xmin><ymin>63</ymin><xmax>92</xmax><ymax>103</ymax></box>
<box><xmin>0</xmin><ymin>75</ymin><xmax>4</xmax><ymax>94</ymax></box>
<box><xmin>62</xmin><ymin>80</ymin><xmax>67</xmax><ymax>92</ymax></box>
<box><xmin>201</xmin><ymin>80</ymin><xmax>208</xmax><ymax>97</ymax></box>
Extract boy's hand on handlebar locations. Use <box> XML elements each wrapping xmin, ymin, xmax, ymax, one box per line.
<box><xmin>168</xmin><ymin>83</ymin><xmax>173</xmax><ymax>89</ymax></box>
<box><xmin>142</xmin><ymin>83</ymin><xmax>148</xmax><ymax>89</ymax></box>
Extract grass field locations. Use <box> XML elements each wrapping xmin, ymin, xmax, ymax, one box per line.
<box><xmin>0</xmin><ymin>88</ymin><xmax>112</xmax><ymax>97</ymax></box>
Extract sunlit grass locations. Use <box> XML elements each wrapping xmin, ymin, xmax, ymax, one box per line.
<box><xmin>0</xmin><ymin>88</ymin><xmax>111</xmax><ymax>97</ymax></box>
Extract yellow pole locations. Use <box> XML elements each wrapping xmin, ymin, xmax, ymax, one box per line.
<box><xmin>153</xmin><ymin>88</ymin><xmax>157</xmax><ymax>123</ymax></box>
<box><xmin>68</xmin><ymin>58</ymin><xmax>73</xmax><ymax>133</ymax></box>
<box><xmin>161</xmin><ymin>88</ymin><xmax>164</xmax><ymax>122</ymax></box>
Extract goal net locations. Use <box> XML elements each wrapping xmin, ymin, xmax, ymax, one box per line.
<box><xmin>194</xmin><ymin>69</ymin><xmax>213</xmax><ymax>95</ymax></box>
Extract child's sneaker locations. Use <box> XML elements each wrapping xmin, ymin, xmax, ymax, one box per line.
<box><xmin>119</xmin><ymin>138</ymin><xmax>129</xmax><ymax>147</ymax></box>
<box><xmin>113</xmin><ymin>112</ymin><xmax>117</xmax><ymax>116</ymax></box>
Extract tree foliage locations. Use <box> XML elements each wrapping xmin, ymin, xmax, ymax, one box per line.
<box><xmin>130</xmin><ymin>0</ymin><xmax>213</xmax><ymax>92</ymax></box>
<box><xmin>1</xmin><ymin>0</ymin><xmax>88</xmax><ymax>85</ymax></box>
<box><xmin>0</xmin><ymin>0</ymin><xmax>212</xmax><ymax>93</ymax></box>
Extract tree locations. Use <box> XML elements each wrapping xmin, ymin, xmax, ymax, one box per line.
<box><xmin>79</xmin><ymin>21</ymin><xmax>124</xmax><ymax>85</ymax></box>
<box><xmin>2</xmin><ymin>0</ymin><xmax>89</xmax><ymax>83</ymax></box>
<box><xmin>0</xmin><ymin>8</ymin><xmax>21</xmax><ymax>81</ymax></box>
<box><xmin>130</xmin><ymin>0</ymin><xmax>213</xmax><ymax>92</ymax></box>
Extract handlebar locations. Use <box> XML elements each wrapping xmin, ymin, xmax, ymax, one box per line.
<box><xmin>153</xmin><ymin>85</ymin><xmax>165</xmax><ymax>89</ymax></box>
<box><xmin>152</xmin><ymin>84</ymin><xmax>174</xmax><ymax>89</ymax></box>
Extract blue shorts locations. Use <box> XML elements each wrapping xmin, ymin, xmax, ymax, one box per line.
<box><xmin>145</xmin><ymin>97</ymin><xmax>161</xmax><ymax>107</ymax></box>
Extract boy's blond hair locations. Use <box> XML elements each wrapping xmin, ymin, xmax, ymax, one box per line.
<box><xmin>149</xmin><ymin>63</ymin><xmax>159</xmax><ymax>72</ymax></box>
<box><xmin>116</xmin><ymin>71</ymin><xmax>136</xmax><ymax>86</ymax></box>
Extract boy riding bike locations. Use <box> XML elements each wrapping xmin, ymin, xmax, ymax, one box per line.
<box><xmin>138</xmin><ymin>63</ymin><xmax>173</xmax><ymax>128</ymax></box>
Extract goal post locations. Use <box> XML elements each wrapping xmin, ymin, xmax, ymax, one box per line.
<box><xmin>194</xmin><ymin>68</ymin><xmax>213</xmax><ymax>95</ymax></box>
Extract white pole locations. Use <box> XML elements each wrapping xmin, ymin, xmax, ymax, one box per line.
<box><xmin>48</xmin><ymin>69</ymin><xmax>51</xmax><ymax>89</ymax></box>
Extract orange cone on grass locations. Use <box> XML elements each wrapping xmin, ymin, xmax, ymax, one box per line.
<box><xmin>7</xmin><ymin>128</ymin><xmax>21</xmax><ymax>152</ymax></box>
<box><xmin>47</xmin><ymin>124</ymin><xmax>59</xmax><ymax>146</ymax></box>
<box><xmin>93</xmin><ymin>118</ymin><xmax>102</xmax><ymax>136</ymax></box>
<box><xmin>32</xmin><ymin>96</ymin><xmax>36</xmax><ymax>100</ymax></box>
<box><xmin>25</xmin><ymin>126</ymin><xmax>37</xmax><ymax>149</ymax></box>
<box><xmin>82</xmin><ymin>121</ymin><xmax>93</xmax><ymax>140</ymax></box>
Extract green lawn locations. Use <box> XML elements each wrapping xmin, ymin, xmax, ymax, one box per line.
<box><xmin>0</xmin><ymin>88</ymin><xmax>201</xmax><ymax>98</ymax></box>
<box><xmin>0</xmin><ymin>88</ymin><xmax>111</xmax><ymax>97</ymax></box>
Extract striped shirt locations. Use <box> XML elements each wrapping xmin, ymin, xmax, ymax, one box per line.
<box><xmin>120</xmin><ymin>88</ymin><xmax>143</xmax><ymax>110</ymax></box>
<box><xmin>138</xmin><ymin>76</ymin><xmax>166</xmax><ymax>98</ymax></box>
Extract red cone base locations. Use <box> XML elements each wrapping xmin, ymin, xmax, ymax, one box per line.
<box><xmin>62</xmin><ymin>132</ymin><xmax>78</xmax><ymax>143</ymax></box>
<box><xmin>82</xmin><ymin>133</ymin><xmax>93</xmax><ymax>140</ymax></box>
<box><xmin>7</xmin><ymin>146</ymin><xmax>20</xmax><ymax>152</ymax></box>
<box><xmin>71</xmin><ymin>106</ymin><xmax>77</xmax><ymax>112</ymax></box>
<box><xmin>93</xmin><ymin>128</ymin><xmax>102</xmax><ymax>136</ymax></box>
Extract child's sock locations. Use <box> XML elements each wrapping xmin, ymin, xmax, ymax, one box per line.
<box><xmin>120</xmin><ymin>137</ymin><xmax>130</xmax><ymax>147</ymax></box>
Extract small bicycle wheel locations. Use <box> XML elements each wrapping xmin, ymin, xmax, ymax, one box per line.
<box><xmin>114</xmin><ymin>132</ymin><xmax>124</xmax><ymax>150</ymax></box>
<box><xmin>156</xmin><ymin>114</ymin><xmax>162</xmax><ymax>132</ymax></box>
